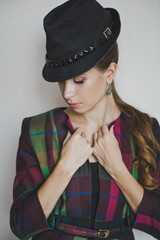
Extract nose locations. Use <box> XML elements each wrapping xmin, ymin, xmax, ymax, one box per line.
<box><xmin>63</xmin><ymin>79</ymin><xmax>75</xmax><ymax>99</ymax></box>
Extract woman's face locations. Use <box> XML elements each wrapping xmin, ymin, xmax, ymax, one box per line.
<box><xmin>58</xmin><ymin>67</ymin><xmax>109</xmax><ymax>114</ymax></box>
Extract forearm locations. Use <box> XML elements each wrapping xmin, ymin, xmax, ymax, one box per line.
<box><xmin>108</xmin><ymin>165</ymin><xmax>144</xmax><ymax>214</ymax></box>
<box><xmin>38</xmin><ymin>159</ymin><xmax>74</xmax><ymax>219</ymax></box>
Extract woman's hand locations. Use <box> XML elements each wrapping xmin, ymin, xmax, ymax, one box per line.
<box><xmin>93</xmin><ymin>124</ymin><xmax>125</xmax><ymax>177</ymax></box>
<box><xmin>92</xmin><ymin>124</ymin><xmax>144</xmax><ymax>214</ymax></box>
<box><xmin>59</xmin><ymin>128</ymin><xmax>93</xmax><ymax>174</ymax></box>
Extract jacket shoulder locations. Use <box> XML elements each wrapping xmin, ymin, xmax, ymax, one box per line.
<box><xmin>24</xmin><ymin>107</ymin><xmax>66</xmax><ymax>135</ymax></box>
<box><xmin>26</xmin><ymin>107</ymin><xmax>66</xmax><ymax>120</ymax></box>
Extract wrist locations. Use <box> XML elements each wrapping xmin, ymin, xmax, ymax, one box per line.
<box><xmin>105</xmin><ymin>161</ymin><xmax>127</xmax><ymax>180</ymax></box>
<box><xmin>57</xmin><ymin>158</ymin><xmax>76</xmax><ymax>178</ymax></box>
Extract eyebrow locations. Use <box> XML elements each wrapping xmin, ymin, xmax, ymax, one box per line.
<box><xmin>77</xmin><ymin>73</ymin><xmax>87</xmax><ymax>77</ymax></box>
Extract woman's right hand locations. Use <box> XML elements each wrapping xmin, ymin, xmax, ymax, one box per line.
<box><xmin>59</xmin><ymin>128</ymin><xmax>93</xmax><ymax>174</ymax></box>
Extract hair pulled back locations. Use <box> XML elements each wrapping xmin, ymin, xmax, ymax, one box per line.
<box><xmin>95</xmin><ymin>42</ymin><xmax>160</xmax><ymax>190</ymax></box>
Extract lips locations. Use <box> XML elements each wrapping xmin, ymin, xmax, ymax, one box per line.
<box><xmin>68</xmin><ymin>103</ymin><xmax>80</xmax><ymax>108</ymax></box>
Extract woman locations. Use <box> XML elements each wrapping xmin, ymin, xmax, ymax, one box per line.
<box><xmin>10</xmin><ymin>0</ymin><xmax>160</xmax><ymax>239</ymax></box>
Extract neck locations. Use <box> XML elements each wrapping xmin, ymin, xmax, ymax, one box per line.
<box><xmin>68</xmin><ymin>94</ymin><xmax>121</xmax><ymax>128</ymax></box>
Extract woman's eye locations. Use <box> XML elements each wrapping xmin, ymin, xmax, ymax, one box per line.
<box><xmin>74</xmin><ymin>79</ymin><xmax>85</xmax><ymax>84</ymax></box>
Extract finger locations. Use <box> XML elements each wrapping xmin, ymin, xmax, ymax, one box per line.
<box><xmin>109</xmin><ymin>125</ymin><xmax>115</xmax><ymax>135</ymax></box>
<box><xmin>63</xmin><ymin>130</ymin><xmax>71</xmax><ymax>146</ymax></box>
<box><xmin>93</xmin><ymin>151</ymin><xmax>98</xmax><ymax>159</ymax></box>
<box><xmin>97</xmin><ymin>127</ymin><xmax>102</xmax><ymax>139</ymax></box>
<box><xmin>93</xmin><ymin>132</ymin><xmax>97</xmax><ymax>143</ymax></box>
<box><xmin>92</xmin><ymin>132</ymin><xmax>97</xmax><ymax>147</ymax></box>
<box><xmin>101</xmin><ymin>124</ymin><xmax>108</xmax><ymax>135</ymax></box>
<box><xmin>81</xmin><ymin>132</ymin><xmax>86</xmax><ymax>138</ymax></box>
<box><xmin>74</xmin><ymin>127</ymin><xmax>83</xmax><ymax>135</ymax></box>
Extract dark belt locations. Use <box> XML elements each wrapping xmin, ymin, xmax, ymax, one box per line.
<box><xmin>57</xmin><ymin>222</ymin><xmax>132</xmax><ymax>238</ymax></box>
<box><xmin>54</xmin><ymin>215</ymin><xmax>132</xmax><ymax>239</ymax></box>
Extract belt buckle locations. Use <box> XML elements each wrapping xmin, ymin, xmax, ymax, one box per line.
<box><xmin>103</xmin><ymin>27</ymin><xmax>113</xmax><ymax>40</ymax></box>
<box><xmin>97</xmin><ymin>229</ymin><xmax>109</xmax><ymax>238</ymax></box>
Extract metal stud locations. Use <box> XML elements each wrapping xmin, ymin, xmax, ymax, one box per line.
<box><xmin>89</xmin><ymin>46</ymin><xmax>94</xmax><ymax>51</ymax></box>
<box><xmin>74</xmin><ymin>54</ymin><xmax>78</xmax><ymax>59</ymax></box>
<box><xmin>83</xmin><ymin>49</ymin><xmax>89</xmax><ymax>54</ymax></box>
<box><xmin>68</xmin><ymin>57</ymin><xmax>73</xmax><ymax>63</ymax></box>
<box><xmin>46</xmin><ymin>43</ymin><xmax>97</xmax><ymax>68</ymax></box>
<box><xmin>78</xmin><ymin>50</ymin><xmax>84</xmax><ymax>56</ymax></box>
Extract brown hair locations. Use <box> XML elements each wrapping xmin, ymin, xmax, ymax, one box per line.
<box><xmin>95</xmin><ymin>42</ymin><xmax>160</xmax><ymax>190</ymax></box>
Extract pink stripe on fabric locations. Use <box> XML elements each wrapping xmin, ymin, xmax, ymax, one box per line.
<box><xmin>105</xmin><ymin>180</ymin><xmax>119</xmax><ymax>221</ymax></box>
<box><xmin>114</xmin><ymin>117</ymin><xmax>121</xmax><ymax>148</ymax></box>
<box><xmin>67</xmin><ymin>118</ymin><xmax>75</xmax><ymax>131</ymax></box>
<box><xmin>136</xmin><ymin>214</ymin><xmax>160</xmax><ymax>231</ymax></box>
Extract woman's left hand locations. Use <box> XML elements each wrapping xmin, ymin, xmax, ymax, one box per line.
<box><xmin>93</xmin><ymin>124</ymin><xmax>144</xmax><ymax>214</ymax></box>
<box><xmin>93</xmin><ymin>124</ymin><xmax>125</xmax><ymax>176</ymax></box>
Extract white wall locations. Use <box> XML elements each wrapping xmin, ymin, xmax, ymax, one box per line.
<box><xmin>1</xmin><ymin>0</ymin><xmax>160</xmax><ymax>239</ymax></box>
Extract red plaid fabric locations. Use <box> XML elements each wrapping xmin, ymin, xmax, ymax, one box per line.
<box><xmin>10</xmin><ymin>107</ymin><xmax>160</xmax><ymax>239</ymax></box>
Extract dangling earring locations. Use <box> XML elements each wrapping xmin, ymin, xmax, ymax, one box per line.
<box><xmin>106</xmin><ymin>84</ymin><xmax>112</xmax><ymax>95</ymax></box>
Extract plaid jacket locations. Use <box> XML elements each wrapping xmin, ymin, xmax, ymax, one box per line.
<box><xmin>10</xmin><ymin>107</ymin><xmax>160</xmax><ymax>240</ymax></box>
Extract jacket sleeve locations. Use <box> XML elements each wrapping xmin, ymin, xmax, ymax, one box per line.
<box><xmin>10</xmin><ymin>118</ymin><xmax>55</xmax><ymax>240</ymax></box>
<box><xmin>133</xmin><ymin>117</ymin><xmax>160</xmax><ymax>239</ymax></box>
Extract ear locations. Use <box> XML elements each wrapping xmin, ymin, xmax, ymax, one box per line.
<box><xmin>105</xmin><ymin>62</ymin><xmax>117</xmax><ymax>84</ymax></box>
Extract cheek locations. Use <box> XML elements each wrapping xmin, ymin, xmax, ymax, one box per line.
<box><xmin>86</xmin><ymin>82</ymin><xmax>105</xmax><ymax>99</ymax></box>
<box><xmin>58</xmin><ymin>83</ymin><xmax>64</xmax><ymax>94</ymax></box>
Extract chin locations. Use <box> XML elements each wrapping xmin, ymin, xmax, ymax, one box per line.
<box><xmin>71</xmin><ymin>105</ymin><xmax>95</xmax><ymax>114</ymax></box>
<box><xmin>70</xmin><ymin>108</ymin><xmax>85</xmax><ymax>114</ymax></box>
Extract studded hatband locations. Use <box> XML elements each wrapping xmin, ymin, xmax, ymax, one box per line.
<box><xmin>46</xmin><ymin>27</ymin><xmax>113</xmax><ymax>68</ymax></box>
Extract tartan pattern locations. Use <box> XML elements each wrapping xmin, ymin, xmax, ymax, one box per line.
<box><xmin>10</xmin><ymin>107</ymin><xmax>160</xmax><ymax>240</ymax></box>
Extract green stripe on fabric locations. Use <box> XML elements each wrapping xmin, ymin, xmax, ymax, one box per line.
<box><xmin>73</xmin><ymin>236</ymin><xmax>118</xmax><ymax>240</ymax></box>
<box><xmin>130</xmin><ymin>134</ymin><xmax>138</xmax><ymax>180</ymax></box>
<box><xmin>29</xmin><ymin>112</ymin><xmax>48</xmax><ymax>135</ymax></box>
<box><xmin>74</xmin><ymin>236</ymin><xmax>87</xmax><ymax>240</ymax></box>
<box><xmin>132</xmin><ymin>170</ymin><xmax>138</xmax><ymax>180</ymax></box>
<box><xmin>30</xmin><ymin>114</ymin><xmax>50</xmax><ymax>179</ymax></box>
<box><xmin>61</xmin><ymin>192</ymin><xmax>67</xmax><ymax>216</ymax></box>
<box><xmin>54</xmin><ymin>196</ymin><xmax>66</xmax><ymax>216</ymax></box>
<box><xmin>122</xmin><ymin>202</ymin><xmax>128</xmax><ymax>219</ymax></box>
<box><xmin>49</xmin><ymin>110</ymin><xmax>67</xmax><ymax>216</ymax></box>
<box><xmin>54</xmin><ymin>193</ymin><xmax>66</xmax><ymax>216</ymax></box>
<box><xmin>130</xmin><ymin>135</ymin><xmax>136</xmax><ymax>160</ymax></box>
<box><xmin>54</xmin><ymin>199</ymin><xmax>61</xmax><ymax>215</ymax></box>
<box><xmin>42</xmin><ymin>168</ymin><xmax>50</xmax><ymax>179</ymax></box>
<box><xmin>49</xmin><ymin>110</ymin><xmax>60</xmax><ymax>163</ymax></box>
<box><xmin>31</xmin><ymin>112</ymin><xmax>47</xmax><ymax>120</ymax></box>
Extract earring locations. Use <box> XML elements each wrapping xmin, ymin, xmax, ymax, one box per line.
<box><xmin>106</xmin><ymin>84</ymin><xmax>112</xmax><ymax>95</ymax></box>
